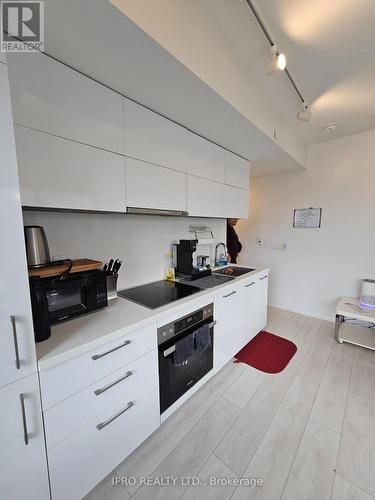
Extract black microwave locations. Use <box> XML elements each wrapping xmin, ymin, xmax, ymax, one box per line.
<box><xmin>29</xmin><ymin>269</ymin><xmax>107</xmax><ymax>342</ymax></box>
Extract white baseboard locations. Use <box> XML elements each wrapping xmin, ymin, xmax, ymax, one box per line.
<box><xmin>269</xmin><ymin>304</ymin><xmax>335</xmax><ymax>323</ymax></box>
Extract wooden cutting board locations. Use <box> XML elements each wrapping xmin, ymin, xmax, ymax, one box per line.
<box><xmin>28</xmin><ymin>258</ymin><xmax>102</xmax><ymax>278</ymax></box>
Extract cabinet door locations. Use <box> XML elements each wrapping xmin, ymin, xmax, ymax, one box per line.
<box><xmin>254</xmin><ymin>273</ymin><xmax>269</xmax><ymax>333</ymax></box>
<box><xmin>124</xmin><ymin>98</ymin><xmax>188</xmax><ymax>172</ymax></box>
<box><xmin>187</xmin><ymin>175</ymin><xmax>224</xmax><ymax>217</ymax></box>
<box><xmin>15</xmin><ymin>125</ymin><xmax>126</xmax><ymax>212</ymax></box>
<box><xmin>214</xmin><ymin>285</ymin><xmax>244</xmax><ymax>373</ymax></box>
<box><xmin>240</xmin><ymin>279</ymin><xmax>261</xmax><ymax>345</ymax></box>
<box><xmin>126</xmin><ymin>157</ymin><xmax>186</xmax><ymax>212</ymax></box>
<box><xmin>7</xmin><ymin>52</ymin><xmax>124</xmax><ymax>153</ymax></box>
<box><xmin>223</xmin><ymin>185</ymin><xmax>249</xmax><ymax>219</ymax></box>
<box><xmin>48</xmin><ymin>377</ymin><xmax>160</xmax><ymax>500</ymax></box>
<box><xmin>185</xmin><ymin>131</ymin><xmax>225</xmax><ymax>182</ymax></box>
<box><xmin>0</xmin><ymin>64</ymin><xmax>37</xmax><ymax>388</ymax></box>
<box><xmin>224</xmin><ymin>151</ymin><xmax>250</xmax><ymax>189</ymax></box>
<box><xmin>0</xmin><ymin>374</ymin><xmax>50</xmax><ymax>500</ymax></box>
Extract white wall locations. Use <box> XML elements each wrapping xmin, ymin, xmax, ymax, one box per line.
<box><xmin>237</xmin><ymin>129</ymin><xmax>375</xmax><ymax>321</ymax></box>
<box><xmin>22</xmin><ymin>211</ymin><xmax>226</xmax><ymax>290</ymax></box>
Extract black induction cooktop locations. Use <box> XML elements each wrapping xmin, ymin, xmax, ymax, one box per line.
<box><xmin>118</xmin><ymin>280</ymin><xmax>201</xmax><ymax>309</ymax></box>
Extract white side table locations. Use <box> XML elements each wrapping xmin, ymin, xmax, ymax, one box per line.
<box><xmin>336</xmin><ymin>297</ymin><xmax>375</xmax><ymax>351</ymax></box>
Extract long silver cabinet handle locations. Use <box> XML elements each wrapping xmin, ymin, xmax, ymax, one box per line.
<box><xmin>96</xmin><ymin>401</ymin><xmax>134</xmax><ymax>430</ymax></box>
<box><xmin>11</xmin><ymin>316</ymin><xmax>21</xmax><ymax>369</ymax></box>
<box><xmin>244</xmin><ymin>282</ymin><xmax>255</xmax><ymax>287</ymax></box>
<box><xmin>19</xmin><ymin>394</ymin><xmax>29</xmax><ymax>445</ymax></box>
<box><xmin>94</xmin><ymin>371</ymin><xmax>133</xmax><ymax>396</ymax></box>
<box><xmin>259</xmin><ymin>275</ymin><xmax>268</xmax><ymax>280</ymax></box>
<box><xmin>92</xmin><ymin>340</ymin><xmax>131</xmax><ymax>360</ymax></box>
<box><xmin>223</xmin><ymin>291</ymin><xmax>237</xmax><ymax>298</ymax></box>
<box><xmin>208</xmin><ymin>320</ymin><xmax>217</xmax><ymax>328</ymax></box>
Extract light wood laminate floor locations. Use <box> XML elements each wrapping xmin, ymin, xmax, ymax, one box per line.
<box><xmin>85</xmin><ymin>307</ymin><xmax>375</xmax><ymax>500</ymax></box>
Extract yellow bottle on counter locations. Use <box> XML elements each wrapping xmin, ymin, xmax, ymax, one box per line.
<box><xmin>166</xmin><ymin>267</ymin><xmax>175</xmax><ymax>281</ymax></box>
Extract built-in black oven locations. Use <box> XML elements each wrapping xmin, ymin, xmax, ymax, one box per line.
<box><xmin>29</xmin><ymin>269</ymin><xmax>107</xmax><ymax>342</ymax></box>
<box><xmin>158</xmin><ymin>303</ymin><xmax>215</xmax><ymax>415</ymax></box>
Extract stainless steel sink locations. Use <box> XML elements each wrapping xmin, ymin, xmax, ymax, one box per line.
<box><xmin>183</xmin><ymin>274</ymin><xmax>235</xmax><ymax>289</ymax></box>
<box><xmin>213</xmin><ymin>266</ymin><xmax>255</xmax><ymax>277</ymax></box>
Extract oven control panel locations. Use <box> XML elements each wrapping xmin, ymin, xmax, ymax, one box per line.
<box><xmin>157</xmin><ymin>303</ymin><xmax>214</xmax><ymax>345</ymax></box>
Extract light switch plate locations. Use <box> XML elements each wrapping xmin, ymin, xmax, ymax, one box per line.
<box><xmin>270</xmin><ymin>242</ymin><xmax>287</xmax><ymax>251</ymax></box>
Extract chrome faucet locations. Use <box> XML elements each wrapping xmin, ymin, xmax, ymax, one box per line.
<box><xmin>215</xmin><ymin>242</ymin><xmax>227</xmax><ymax>266</ymax></box>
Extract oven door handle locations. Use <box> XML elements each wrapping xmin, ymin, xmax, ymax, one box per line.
<box><xmin>163</xmin><ymin>345</ymin><xmax>176</xmax><ymax>357</ymax></box>
<box><xmin>163</xmin><ymin>319</ymin><xmax>215</xmax><ymax>356</ymax></box>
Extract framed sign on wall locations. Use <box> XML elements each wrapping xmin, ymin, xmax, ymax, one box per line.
<box><xmin>293</xmin><ymin>208</ymin><xmax>322</xmax><ymax>228</ymax></box>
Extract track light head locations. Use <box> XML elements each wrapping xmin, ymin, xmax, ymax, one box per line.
<box><xmin>297</xmin><ymin>102</ymin><xmax>312</xmax><ymax>122</ymax></box>
<box><xmin>266</xmin><ymin>45</ymin><xmax>287</xmax><ymax>75</ymax></box>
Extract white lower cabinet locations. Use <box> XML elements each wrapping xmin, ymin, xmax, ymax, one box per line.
<box><xmin>0</xmin><ymin>373</ymin><xmax>50</xmax><ymax>500</ymax></box>
<box><xmin>254</xmin><ymin>273</ymin><xmax>269</xmax><ymax>332</ymax></box>
<box><xmin>214</xmin><ymin>285</ymin><xmax>246</xmax><ymax>373</ymax></box>
<box><xmin>48</xmin><ymin>376</ymin><xmax>160</xmax><ymax>500</ymax></box>
<box><xmin>39</xmin><ymin>323</ymin><xmax>157</xmax><ymax>410</ymax></box>
<box><xmin>15</xmin><ymin>125</ymin><xmax>126</xmax><ymax>212</ymax></box>
<box><xmin>214</xmin><ymin>273</ymin><xmax>268</xmax><ymax>373</ymax></box>
<box><xmin>126</xmin><ymin>157</ymin><xmax>187</xmax><ymax>212</ymax></box>
<box><xmin>44</xmin><ymin>349</ymin><xmax>158</xmax><ymax>450</ymax></box>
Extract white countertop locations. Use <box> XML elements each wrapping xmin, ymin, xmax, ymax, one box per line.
<box><xmin>36</xmin><ymin>265</ymin><xmax>268</xmax><ymax>371</ymax></box>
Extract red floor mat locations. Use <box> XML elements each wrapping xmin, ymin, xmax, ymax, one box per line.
<box><xmin>234</xmin><ymin>331</ymin><xmax>297</xmax><ymax>374</ymax></box>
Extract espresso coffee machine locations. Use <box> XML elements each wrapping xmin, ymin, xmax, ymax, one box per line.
<box><xmin>174</xmin><ymin>239</ymin><xmax>211</xmax><ymax>280</ymax></box>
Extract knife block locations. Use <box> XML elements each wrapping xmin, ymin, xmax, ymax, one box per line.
<box><xmin>106</xmin><ymin>274</ymin><xmax>118</xmax><ymax>301</ymax></box>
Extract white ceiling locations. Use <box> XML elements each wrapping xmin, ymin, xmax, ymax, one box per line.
<box><xmin>112</xmin><ymin>0</ymin><xmax>375</xmax><ymax>147</ymax></box>
<box><xmin>254</xmin><ymin>0</ymin><xmax>375</xmax><ymax>144</ymax></box>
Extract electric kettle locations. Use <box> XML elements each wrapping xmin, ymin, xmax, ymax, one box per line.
<box><xmin>24</xmin><ymin>225</ymin><xmax>51</xmax><ymax>268</ymax></box>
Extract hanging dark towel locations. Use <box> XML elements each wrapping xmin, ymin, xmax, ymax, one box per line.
<box><xmin>173</xmin><ymin>334</ymin><xmax>194</xmax><ymax>366</ymax></box>
<box><xmin>194</xmin><ymin>324</ymin><xmax>211</xmax><ymax>354</ymax></box>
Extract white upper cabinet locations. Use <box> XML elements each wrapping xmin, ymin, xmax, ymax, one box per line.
<box><xmin>185</xmin><ymin>132</ymin><xmax>225</xmax><ymax>183</ymax></box>
<box><xmin>187</xmin><ymin>175</ymin><xmax>224</xmax><ymax>218</ymax></box>
<box><xmin>223</xmin><ymin>185</ymin><xmax>249</xmax><ymax>219</ymax></box>
<box><xmin>7</xmin><ymin>53</ymin><xmax>124</xmax><ymax>153</ymax></box>
<box><xmin>0</xmin><ymin>65</ymin><xmax>37</xmax><ymax>388</ymax></box>
<box><xmin>126</xmin><ymin>157</ymin><xmax>186</xmax><ymax>212</ymax></box>
<box><xmin>124</xmin><ymin>98</ymin><xmax>188</xmax><ymax>172</ymax></box>
<box><xmin>224</xmin><ymin>150</ymin><xmax>250</xmax><ymax>189</ymax></box>
<box><xmin>16</xmin><ymin>125</ymin><xmax>126</xmax><ymax>212</ymax></box>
